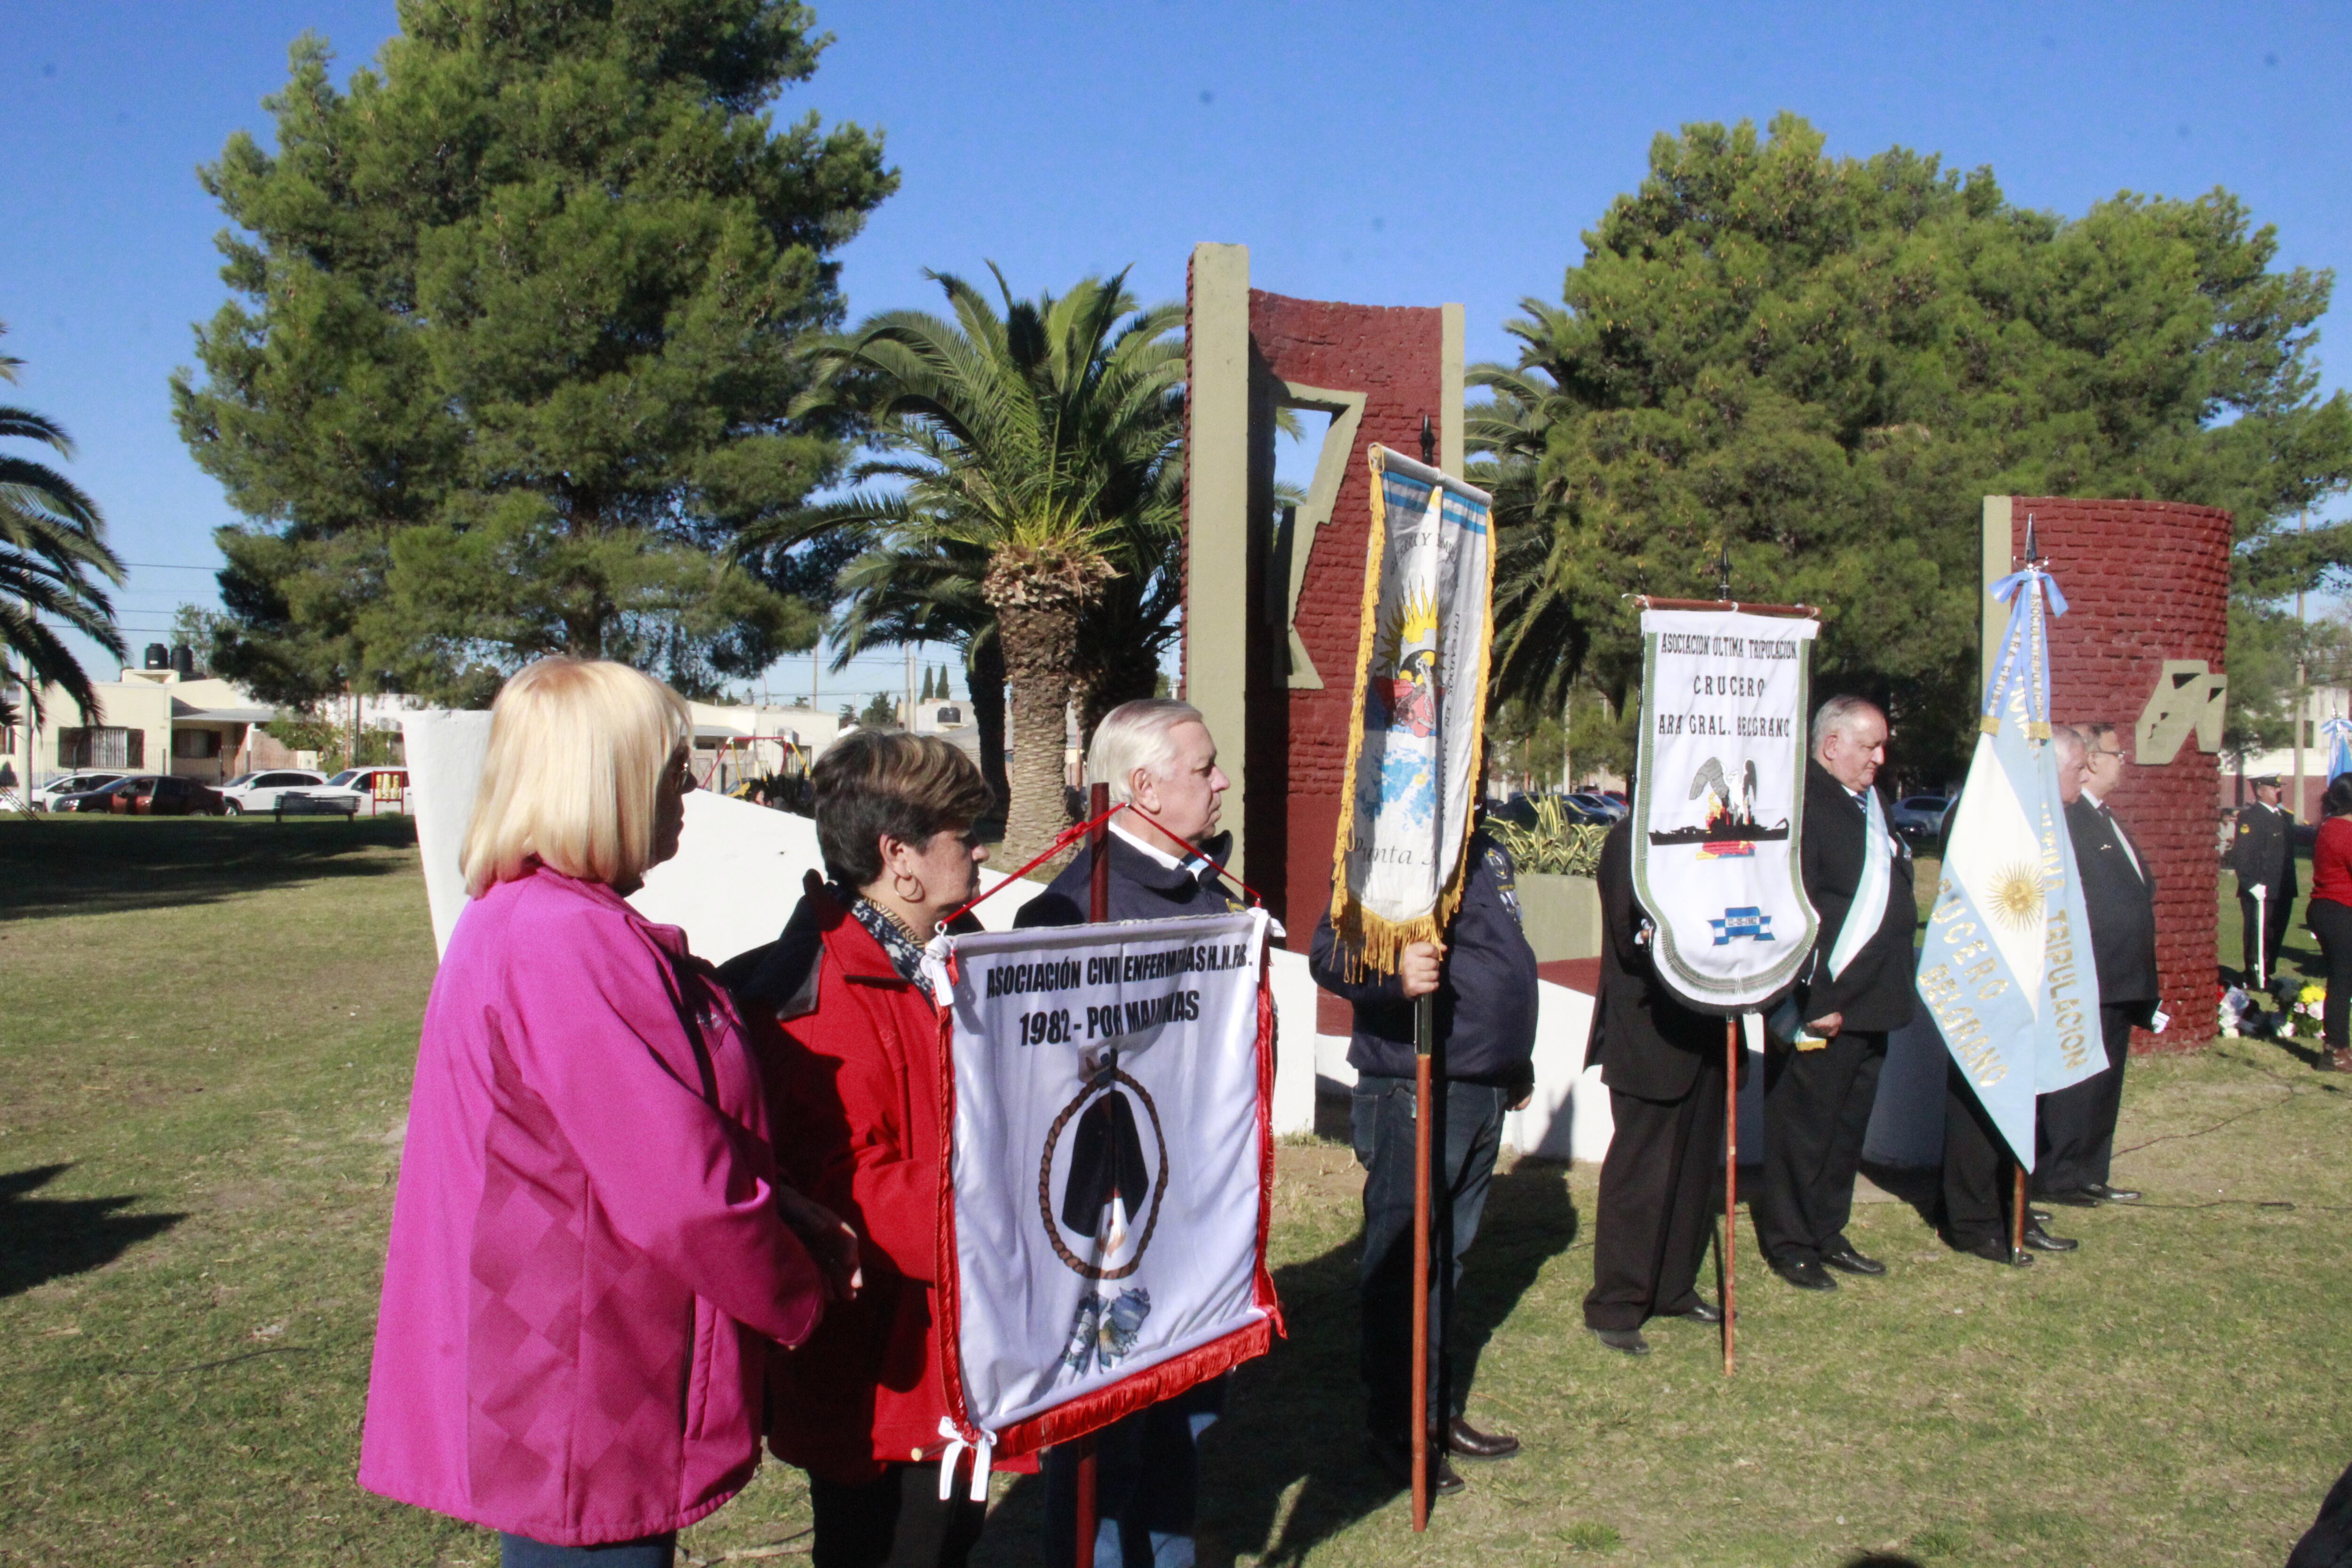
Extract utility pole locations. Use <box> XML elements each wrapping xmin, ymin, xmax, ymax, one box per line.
<box><xmin>906</xmin><ymin>643</ymin><xmax>917</xmax><ymax>731</ymax></box>
<box><xmin>2296</xmin><ymin>510</ymin><xmax>2310</xmax><ymax>821</ymax></box>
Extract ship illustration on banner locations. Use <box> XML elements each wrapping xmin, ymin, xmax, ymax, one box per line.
<box><xmin>1646</xmin><ymin>755</ymin><xmax>1791</xmax><ymax>860</ymax></box>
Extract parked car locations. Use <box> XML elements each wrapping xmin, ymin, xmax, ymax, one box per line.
<box><xmin>1567</xmin><ymin>790</ymin><xmax>1628</xmax><ymax>822</ymax></box>
<box><xmin>1888</xmin><ymin>795</ymin><xmax>1951</xmax><ymax>842</ymax></box>
<box><xmin>29</xmin><ymin>772</ymin><xmax>124</xmax><ymax>811</ymax></box>
<box><xmin>56</xmin><ymin>774</ymin><xmax>224</xmax><ymax>816</ymax></box>
<box><xmin>302</xmin><ymin>766</ymin><xmax>411</xmax><ymax>815</ymax></box>
<box><xmin>215</xmin><ymin>769</ymin><xmax>330</xmax><ymax>815</ymax></box>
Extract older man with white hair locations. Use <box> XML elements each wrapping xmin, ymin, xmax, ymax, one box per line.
<box><xmin>1017</xmin><ymin>698</ymin><xmax>1235</xmax><ymax>1568</ymax></box>
<box><xmin>1018</xmin><ymin>698</ymin><xmax>1233</xmax><ymax>927</ymax></box>
<box><xmin>1756</xmin><ymin>694</ymin><xmax>1918</xmax><ymax>1292</ymax></box>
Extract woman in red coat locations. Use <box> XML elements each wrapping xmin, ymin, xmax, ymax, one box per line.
<box><xmin>2304</xmin><ymin>774</ymin><xmax>2352</xmax><ymax>1072</ymax></box>
<box><xmin>721</xmin><ymin>731</ymin><xmax>1003</xmax><ymax>1568</ymax></box>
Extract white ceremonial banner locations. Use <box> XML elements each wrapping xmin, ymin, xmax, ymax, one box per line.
<box><xmin>1633</xmin><ymin>608</ymin><xmax>1821</xmax><ymax>1011</ymax></box>
<box><xmin>933</xmin><ymin>910</ymin><xmax>1278</xmax><ymax>1452</ymax></box>
<box><xmin>1328</xmin><ymin>446</ymin><xmax>1494</xmax><ymax>974</ymax></box>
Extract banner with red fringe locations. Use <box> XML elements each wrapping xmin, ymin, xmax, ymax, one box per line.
<box><xmin>928</xmin><ymin>911</ymin><xmax>1281</xmax><ymax>1466</ymax></box>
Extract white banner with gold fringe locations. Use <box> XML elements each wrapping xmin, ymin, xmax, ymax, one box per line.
<box><xmin>1327</xmin><ymin>447</ymin><xmax>1494</xmax><ymax>975</ymax></box>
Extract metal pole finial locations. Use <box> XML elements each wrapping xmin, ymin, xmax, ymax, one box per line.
<box><xmin>2023</xmin><ymin>512</ymin><xmax>2039</xmax><ymax>568</ymax></box>
<box><xmin>1717</xmin><ymin>541</ymin><xmax>1733</xmax><ymax>603</ymax></box>
<box><xmin>1419</xmin><ymin>414</ymin><xmax>1436</xmax><ymax>468</ymax></box>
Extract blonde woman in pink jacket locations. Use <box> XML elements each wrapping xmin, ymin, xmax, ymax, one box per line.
<box><xmin>359</xmin><ymin>659</ymin><xmax>849</xmax><ymax>1567</ymax></box>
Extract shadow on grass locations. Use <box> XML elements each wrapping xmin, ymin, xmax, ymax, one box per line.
<box><xmin>974</xmin><ymin>1154</ymin><xmax>1580</xmax><ymax>1567</ymax></box>
<box><xmin>0</xmin><ymin>1163</ymin><xmax>184</xmax><ymax>1298</ymax></box>
<box><xmin>0</xmin><ymin>816</ymin><xmax>414</xmax><ymax>921</ymax></box>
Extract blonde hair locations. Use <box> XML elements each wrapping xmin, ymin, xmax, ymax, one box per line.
<box><xmin>461</xmin><ymin>658</ymin><xmax>692</xmax><ymax>898</ymax></box>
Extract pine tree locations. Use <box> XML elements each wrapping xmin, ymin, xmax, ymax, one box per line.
<box><xmin>174</xmin><ymin>1</ymin><xmax>896</xmax><ymax>705</ymax></box>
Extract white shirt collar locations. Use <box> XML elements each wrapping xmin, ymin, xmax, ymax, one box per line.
<box><xmin>2082</xmin><ymin>785</ymin><xmax>2108</xmax><ymax>810</ymax></box>
<box><xmin>1109</xmin><ymin>819</ymin><xmax>1188</xmax><ymax>870</ymax></box>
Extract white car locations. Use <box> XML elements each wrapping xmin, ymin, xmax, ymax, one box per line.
<box><xmin>303</xmin><ymin>766</ymin><xmax>412</xmax><ymax>815</ymax></box>
<box><xmin>29</xmin><ymin>772</ymin><xmax>125</xmax><ymax>811</ymax></box>
<box><xmin>215</xmin><ymin>769</ymin><xmax>329</xmax><ymax>815</ymax></box>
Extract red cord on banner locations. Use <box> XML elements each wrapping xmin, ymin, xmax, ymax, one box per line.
<box><xmin>933</xmin><ymin>802</ymin><xmax>1265</xmax><ymax>932</ymax></box>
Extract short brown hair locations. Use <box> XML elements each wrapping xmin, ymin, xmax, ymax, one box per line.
<box><xmin>812</xmin><ymin>730</ymin><xmax>993</xmax><ymax>889</ymax></box>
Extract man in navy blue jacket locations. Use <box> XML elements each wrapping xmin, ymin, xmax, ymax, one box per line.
<box><xmin>1311</xmin><ymin>823</ymin><xmax>1539</xmax><ymax>1499</ymax></box>
<box><xmin>1017</xmin><ymin>699</ymin><xmax>1236</xmax><ymax>1568</ymax></box>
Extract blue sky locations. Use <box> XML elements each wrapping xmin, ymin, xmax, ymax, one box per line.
<box><xmin>5</xmin><ymin>1</ymin><xmax>2348</xmax><ymax>702</ymax></box>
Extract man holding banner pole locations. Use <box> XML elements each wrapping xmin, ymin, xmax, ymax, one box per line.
<box><xmin>1920</xmin><ymin>542</ymin><xmax>2107</xmax><ymax>1265</ymax></box>
<box><xmin>1325</xmin><ymin>444</ymin><xmax>1498</xmax><ymax>1523</ymax></box>
<box><xmin>1754</xmin><ymin>696</ymin><xmax>1917</xmax><ymax>1294</ymax></box>
<box><xmin>1311</xmin><ymin>819</ymin><xmax>1537</xmax><ymax>1497</ymax></box>
<box><xmin>1017</xmin><ymin>700</ymin><xmax>1239</xmax><ymax>1568</ymax></box>
<box><xmin>1588</xmin><ymin>592</ymin><xmax>1822</xmax><ymax>1364</ymax></box>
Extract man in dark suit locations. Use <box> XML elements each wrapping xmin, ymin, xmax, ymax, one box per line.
<box><xmin>1017</xmin><ymin>699</ymin><xmax>1235</xmax><ymax>1568</ymax></box>
<box><xmin>1582</xmin><ymin>816</ymin><xmax>1731</xmax><ymax>1355</ymax></box>
<box><xmin>2227</xmin><ymin>774</ymin><xmax>2296</xmax><ymax>988</ymax></box>
<box><xmin>1939</xmin><ymin>726</ymin><xmax>2086</xmax><ymax>1264</ymax></box>
<box><xmin>1755</xmin><ymin>695</ymin><xmax>1916</xmax><ymax>1292</ymax></box>
<box><xmin>2040</xmin><ymin>720</ymin><xmax>2156</xmax><ymax>1207</ymax></box>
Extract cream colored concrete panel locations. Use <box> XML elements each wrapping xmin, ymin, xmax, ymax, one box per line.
<box><xmin>1981</xmin><ymin>495</ymin><xmax>2014</xmax><ymax>702</ymax></box>
<box><xmin>1187</xmin><ymin>242</ymin><xmax>1253</xmax><ymax>876</ymax></box>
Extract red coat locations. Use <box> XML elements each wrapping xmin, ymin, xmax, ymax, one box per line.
<box><xmin>754</xmin><ymin>892</ymin><xmax>1025</xmax><ymax>1483</ymax></box>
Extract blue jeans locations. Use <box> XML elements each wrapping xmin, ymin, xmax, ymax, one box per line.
<box><xmin>1042</xmin><ymin>1376</ymin><xmax>1224</xmax><ymax>1568</ymax></box>
<box><xmin>500</xmin><ymin>1534</ymin><xmax>674</xmax><ymax>1568</ymax></box>
<box><xmin>1352</xmin><ymin>1075</ymin><xmax>1506</xmax><ymax>1439</ymax></box>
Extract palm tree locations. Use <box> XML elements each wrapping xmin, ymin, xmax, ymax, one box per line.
<box><xmin>0</xmin><ymin>324</ymin><xmax>124</xmax><ymax>728</ymax></box>
<box><xmin>749</xmin><ymin>268</ymin><xmax>1185</xmax><ymax>859</ymax></box>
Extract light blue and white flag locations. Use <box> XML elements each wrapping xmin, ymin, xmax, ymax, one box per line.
<box><xmin>2322</xmin><ymin>714</ymin><xmax>2352</xmax><ymax>784</ymax></box>
<box><xmin>1916</xmin><ymin>566</ymin><xmax>2104</xmax><ymax>1167</ymax></box>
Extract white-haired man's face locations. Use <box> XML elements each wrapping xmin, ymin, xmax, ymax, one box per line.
<box><xmin>1130</xmin><ymin>720</ymin><xmax>1228</xmax><ymax>851</ymax></box>
<box><xmin>1817</xmin><ymin>707</ymin><xmax>1888</xmax><ymax>793</ymax></box>
<box><xmin>2055</xmin><ymin>735</ymin><xmax>2087</xmax><ymax>804</ymax></box>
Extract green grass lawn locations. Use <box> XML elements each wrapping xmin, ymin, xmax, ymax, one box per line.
<box><xmin>4</xmin><ymin>821</ymin><xmax>2350</xmax><ymax>1566</ymax></box>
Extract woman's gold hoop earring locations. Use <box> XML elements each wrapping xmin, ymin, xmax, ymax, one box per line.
<box><xmin>892</xmin><ymin>871</ymin><xmax>924</xmax><ymax>903</ymax></box>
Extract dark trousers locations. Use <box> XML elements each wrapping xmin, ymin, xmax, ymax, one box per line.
<box><xmin>1938</xmin><ymin>1061</ymin><xmax>2018</xmax><ymax>1248</ymax></box>
<box><xmin>810</xmin><ymin>1464</ymin><xmax>986</xmax><ymax>1568</ymax></box>
<box><xmin>2242</xmin><ymin>888</ymin><xmax>2293</xmax><ymax>985</ymax></box>
<box><xmin>2037</xmin><ymin>1004</ymin><xmax>2136</xmax><ymax>1195</ymax></box>
<box><xmin>1584</xmin><ymin>1065</ymin><xmax>1725</xmax><ymax>1332</ymax></box>
<box><xmin>1042</xmin><ymin>1377</ymin><xmax>1223</xmax><ymax>1568</ymax></box>
<box><xmin>1353</xmin><ymin>1074</ymin><xmax>1506</xmax><ymax>1440</ymax></box>
<box><xmin>501</xmin><ymin>1537</ymin><xmax>673</xmax><ymax>1568</ymax></box>
<box><xmin>1754</xmin><ymin>1030</ymin><xmax>1886</xmax><ymax>1267</ymax></box>
<box><xmin>2309</xmin><ymin>898</ymin><xmax>2352</xmax><ymax>1048</ymax></box>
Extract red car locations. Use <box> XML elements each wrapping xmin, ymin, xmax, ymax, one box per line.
<box><xmin>72</xmin><ymin>774</ymin><xmax>226</xmax><ymax>816</ymax></box>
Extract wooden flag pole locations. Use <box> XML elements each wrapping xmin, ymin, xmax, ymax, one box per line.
<box><xmin>1410</xmin><ymin>994</ymin><xmax>1435</xmax><ymax>1531</ymax></box>
<box><xmin>2011</xmin><ymin>1162</ymin><xmax>2029</xmax><ymax>1262</ymax></box>
<box><xmin>1723</xmin><ymin>1016</ymin><xmax>1739</xmax><ymax>1376</ymax></box>
<box><xmin>1407</xmin><ymin>413</ymin><xmax>1438</xmax><ymax>1533</ymax></box>
<box><xmin>1072</xmin><ymin>781</ymin><xmax>1112</xmax><ymax>1568</ymax></box>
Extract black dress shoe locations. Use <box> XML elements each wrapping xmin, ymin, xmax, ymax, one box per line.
<box><xmin>2022</xmin><ymin>1222</ymin><xmax>2079</xmax><ymax>1253</ymax></box>
<box><xmin>1822</xmin><ymin>1248</ymin><xmax>1886</xmax><ymax>1277</ymax></box>
<box><xmin>1770</xmin><ymin>1257</ymin><xmax>1839</xmax><ymax>1291</ymax></box>
<box><xmin>1446</xmin><ymin>1417</ymin><xmax>1520</xmax><ymax>1460</ymax></box>
<box><xmin>1591</xmin><ymin>1327</ymin><xmax>1651</xmax><ymax>1355</ymax></box>
<box><xmin>1367</xmin><ymin>1433</ymin><xmax>1464</xmax><ymax>1495</ymax></box>
<box><xmin>2042</xmin><ymin>1188</ymin><xmax>2102</xmax><ymax>1209</ymax></box>
<box><xmin>2083</xmin><ymin>1182</ymin><xmax>2140</xmax><ymax>1203</ymax></box>
<box><xmin>1666</xmin><ymin>1297</ymin><xmax>1724</xmax><ymax>1324</ymax></box>
<box><xmin>1958</xmin><ymin>1235</ymin><xmax>2034</xmax><ymax>1266</ymax></box>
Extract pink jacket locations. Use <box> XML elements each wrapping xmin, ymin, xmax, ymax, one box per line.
<box><xmin>358</xmin><ymin>866</ymin><xmax>824</xmax><ymax>1545</ymax></box>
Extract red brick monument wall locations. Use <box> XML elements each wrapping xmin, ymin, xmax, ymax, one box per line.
<box><xmin>1244</xmin><ymin>292</ymin><xmax>1445</xmax><ymax>948</ymax></box>
<box><xmin>1997</xmin><ymin>496</ymin><xmax>2233</xmax><ymax>1051</ymax></box>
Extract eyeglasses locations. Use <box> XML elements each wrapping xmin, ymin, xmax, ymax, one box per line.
<box><xmin>2091</xmin><ymin>749</ymin><xmax>2126</xmax><ymax>760</ymax></box>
